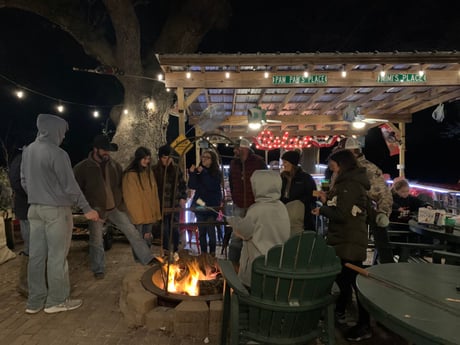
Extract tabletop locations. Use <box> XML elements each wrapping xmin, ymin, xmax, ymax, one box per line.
<box><xmin>356</xmin><ymin>263</ymin><xmax>460</xmax><ymax>345</ymax></box>
<box><xmin>408</xmin><ymin>219</ymin><xmax>460</xmax><ymax>245</ymax></box>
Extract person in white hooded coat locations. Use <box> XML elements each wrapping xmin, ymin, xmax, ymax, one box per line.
<box><xmin>227</xmin><ymin>170</ymin><xmax>290</xmax><ymax>287</ymax></box>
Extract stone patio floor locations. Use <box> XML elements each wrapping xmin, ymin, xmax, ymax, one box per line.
<box><xmin>0</xmin><ymin>236</ymin><xmax>409</xmax><ymax>345</ymax></box>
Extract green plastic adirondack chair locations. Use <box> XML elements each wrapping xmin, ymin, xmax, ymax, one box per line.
<box><xmin>218</xmin><ymin>230</ymin><xmax>341</xmax><ymax>345</ymax></box>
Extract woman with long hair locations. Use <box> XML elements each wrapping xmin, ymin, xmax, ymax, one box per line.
<box><xmin>312</xmin><ymin>149</ymin><xmax>372</xmax><ymax>341</ymax></box>
<box><xmin>122</xmin><ymin>146</ymin><xmax>161</xmax><ymax>248</ymax></box>
<box><xmin>188</xmin><ymin>150</ymin><xmax>223</xmax><ymax>256</ymax></box>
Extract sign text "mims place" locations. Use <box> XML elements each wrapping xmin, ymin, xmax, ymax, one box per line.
<box><xmin>377</xmin><ymin>73</ymin><xmax>427</xmax><ymax>83</ymax></box>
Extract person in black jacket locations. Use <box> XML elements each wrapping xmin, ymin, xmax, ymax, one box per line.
<box><xmin>390</xmin><ymin>178</ymin><xmax>432</xmax><ymax>222</ymax></box>
<box><xmin>8</xmin><ymin>134</ymin><xmax>35</xmax><ymax>297</ymax></box>
<box><xmin>280</xmin><ymin>150</ymin><xmax>317</xmax><ymax>231</ymax></box>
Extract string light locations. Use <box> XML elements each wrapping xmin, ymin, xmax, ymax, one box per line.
<box><xmin>303</xmin><ymin>64</ymin><xmax>309</xmax><ymax>78</ymax></box>
<box><xmin>341</xmin><ymin>64</ymin><xmax>347</xmax><ymax>78</ymax></box>
<box><xmin>1</xmin><ymin>72</ymin><xmax>122</xmax><ymax>117</ymax></box>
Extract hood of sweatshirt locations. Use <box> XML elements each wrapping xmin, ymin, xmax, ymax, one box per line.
<box><xmin>250</xmin><ymin>170</ymin><xmax>282</xmax><ymax>202</ymax></box>
<box><xmin>36</xmin><ymin>114</ymin><xmax>68</xmax><ymax>146</ymax></box>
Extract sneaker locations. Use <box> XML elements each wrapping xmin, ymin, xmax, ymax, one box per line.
<box><xmin>94</xmin><ymin>272</ymin><xmax>105</xmax><ymax>280</ymax></box>
<box><xmin>25</xmin><ymin>307</ymin><xmax>42</xmax><ymax>314</ymax></box>
<box><xmin>345</xmin><ymin>325</ymin><xmax>372</xmax><ymax>342</ymax></box>
<box><xmin>44</xmin><ymin>299</ymin><xmax>83</xmax><ymax>314</ymax></box>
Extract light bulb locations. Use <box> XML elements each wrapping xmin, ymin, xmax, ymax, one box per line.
<box><xmin>16</xmin><ymin>90</ymin><xmax>24</xmax><ymax>98</ymax></box>
<box><xmin>264</xmin><ymin>71</ymin><xmax>269</xmax><ymax>79</ymax></box>
<box><xmin>57</xmin><ymin>105</ymin><xmax>64</xmax><ymax>113</ymax></box>
<box><xmin>93</xmin><ymin>111</ymin><xmax>99</xmax><ymax>118</ymax></box>
<box><xmin>186</xmin><ymin>71</ymin><xmax>191</xmax><ymax>79</ymax></box>
<box><xmin>225</xmin><ymin>72</ymin><xmax>230</xmax><ymax>79</ymax></box>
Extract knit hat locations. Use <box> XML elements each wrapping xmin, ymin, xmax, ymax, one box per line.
<box><xmin>93</xmin><ymin>134</ymin><xmax>118</xmax><ymax>151</ymax></box>
<box><xmin>281</xmin><ymin>150</ymin><xmax>300</xmax><ymax>166</ymax></box>
<box><xmin>158</xmin><ymin>144</ymin><xmax>171</xmax><ymax>157</ymax></box>
<box><xmin>344</xmin><ymin>137</ymin><xmax>361</xmax><ymax>150</ymax></box>
<box><xmin>237</xmin><ymin>138</ymin><xmax>252</xmax><ymax>149</ymax></box>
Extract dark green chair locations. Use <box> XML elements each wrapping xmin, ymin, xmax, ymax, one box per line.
<box><xmin>218</xmin><ymin>231</ymin><xmax>341</xmax><ymax>345</ymax></box>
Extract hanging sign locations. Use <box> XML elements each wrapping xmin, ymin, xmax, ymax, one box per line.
<box><xmin>255</xmin><ymin>130</ymin><xmax>339</xmax><ymax>150</ymax></box>
<box><xmin>170</xmin><ymin>134</ymin><xmax>193</xmax><ymax>156</ymax></box>
<box><xmin>377</xmin><ymin>73</ymin><xmax>426</xmax><ymax>83</ymax></box>
<box><xmin>272</xmin><ymin>75</ymin><xmax>327</xmax><ymax>85</ymax></box>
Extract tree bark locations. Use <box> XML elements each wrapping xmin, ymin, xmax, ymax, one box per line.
<box><xmin>1</xmin><ymin>0</ymin><xmax>231</xmax><ymax>167</ymax></box>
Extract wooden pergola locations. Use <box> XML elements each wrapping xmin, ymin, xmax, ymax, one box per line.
<box><xmin>157</xmin><ymin>51</ymin><xmax>460</xmax><ymax>176</ymax></box>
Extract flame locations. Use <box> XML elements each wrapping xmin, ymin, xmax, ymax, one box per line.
<box><xmin>156</xmin><ymin>255</ymin><xmax>218</xmax><ymax>296</ymax></box>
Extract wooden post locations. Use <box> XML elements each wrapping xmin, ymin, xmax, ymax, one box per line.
<box><xmin>398</xmin><ymin>122</ymin><xmax>406</xmax><ymax>177</ymax></box>
<box><xmin>176</xmin><ymin>86</ymin><xmax>187</xmax><ymax>173</ymax></box>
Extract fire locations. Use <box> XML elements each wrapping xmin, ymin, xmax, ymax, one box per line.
<box><xmin>155</xmin><ymin>254</ymin><xmax>218</xmax><ymax>296</ymax></box>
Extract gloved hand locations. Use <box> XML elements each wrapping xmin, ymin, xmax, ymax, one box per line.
<box><xmin>375</xmin><ymin>213</ymin><xmax>390</xmax><ymax>227</ymax></box>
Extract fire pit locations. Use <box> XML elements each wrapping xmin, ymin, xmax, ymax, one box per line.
<box><xmin>141</xmin><ymin>252</ymin><xmax>223</xmax><ymax>306</ymax></box>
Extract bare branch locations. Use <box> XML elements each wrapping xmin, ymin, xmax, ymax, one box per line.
<box><xmin>0</xmin><ymin>0</ymin><xmax>116</xmax><ymax>65</ymax></box>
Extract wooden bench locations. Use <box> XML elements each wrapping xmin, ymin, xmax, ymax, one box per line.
<box><xmin>218</xmin><ymin>231</ymin><xmax>341</xmax><ymax>345</ymax></box>
<box><xmin>389</xmin><ymin>242</ymin><xmax>445</xmax><ymax>263</ymax></box>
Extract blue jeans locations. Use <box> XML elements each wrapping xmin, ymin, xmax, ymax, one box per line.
<box><xmin>88</xmin><ymin>208</ymin><xmax>153</xmax><ymax>274</ymax></box>
<box><xmin>19</xmin><ymin>219</ymin><xmax>30</xmax><ymax>255</ymax></box>
<box><xmin>195</xmin><ymin>212</ymin><xmax>217</xmax><ymax>254</ymax></box>
<box><xmin>135</xmin><ymin>223</ymin><xmax>153</xmax><ymax>247</ymax></box>
<box><xmin>27</xmin><ymin>205</ymin><xmax>73</xmax><ymax>310</ymax></box>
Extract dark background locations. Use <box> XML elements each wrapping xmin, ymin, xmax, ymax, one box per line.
<box><xmin>1</xmin><ymin>2</ymin><xmax>459</xmax><ymax>183</ymax></box>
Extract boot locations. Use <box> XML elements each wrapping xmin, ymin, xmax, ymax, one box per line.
<box><xmin>17</xmin><ymin>252</ymin><xmax>28</xmax><ymax>298</ymax></box>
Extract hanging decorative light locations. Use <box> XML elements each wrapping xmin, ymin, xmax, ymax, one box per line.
<box><xmin>255</xmin><ymin>130</ymin><xmax>339</xmax><ymax>150</ymax></box>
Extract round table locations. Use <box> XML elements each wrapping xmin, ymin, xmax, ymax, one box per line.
<box><xmin>356</xmin><ymin>263</ymin><xmax>460</xmax><ymax>345</ymax></box>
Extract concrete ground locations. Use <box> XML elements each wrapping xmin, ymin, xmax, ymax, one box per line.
<box><xmin>0</xmin><ymin>236</ymin><xmax>408</xmax><ymax>345</ymax></box>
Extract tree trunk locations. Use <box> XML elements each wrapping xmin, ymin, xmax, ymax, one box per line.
<box><xmin>110</xmin><ymin>78</ymin><xmax>174</xmax><ymax>168</ymax></box>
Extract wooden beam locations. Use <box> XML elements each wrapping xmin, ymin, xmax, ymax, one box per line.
<box><xmin>157</xmin><ymin>52</ymin><xmax>460</xmax><ymax>67</ymax></box>
<box><xmin>188</xmin><ymin>113</ymin><xmax>412</xmax><ymax>126</ymax></box>
<box><xmin>163</xmin><ymin>70</ymin><xmax>460</xmax><ymax>89</ymax></box>
<box><xmin>184</xmin><ymin>88</ymin><xmax>204</xmax><ymax>108</ymax></box>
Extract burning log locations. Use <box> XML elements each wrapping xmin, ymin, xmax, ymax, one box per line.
<box><xmin>154</xmin><ymin>250</ymin><xmax>221</xmax><ymax>296</ymax></box>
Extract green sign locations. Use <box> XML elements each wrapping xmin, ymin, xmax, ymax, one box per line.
<box><xmin>272</xmin><ymin>74</ymin><xmax>327</xmax><ymax>85</ymax></box>
<box><xmin>377</xmin><ymin>73</ymin><xmax>427</xmax><ymax>83</ymax></box>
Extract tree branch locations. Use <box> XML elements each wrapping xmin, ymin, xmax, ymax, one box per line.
<box><xmin>0</xmin><ymin>0</ymin><xmax>116</xmax><ymax>66</ymax></box>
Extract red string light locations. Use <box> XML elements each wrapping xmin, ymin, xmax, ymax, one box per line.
<box><xmin>255</xmin><ymin>130</ymin><xmax>339</xmax><ymax>150</ymax></box>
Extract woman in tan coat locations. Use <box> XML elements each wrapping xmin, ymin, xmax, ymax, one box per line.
<box><xmin>122</xmin><ymin>147</ymin><xmax>161</xmax><ymax>248</ymax></box>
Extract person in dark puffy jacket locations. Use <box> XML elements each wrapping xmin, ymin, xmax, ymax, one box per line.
<box><xmin>312</xmin><ymin>149</ymin><xmax>372</xmax><ymax>341</ymax></box>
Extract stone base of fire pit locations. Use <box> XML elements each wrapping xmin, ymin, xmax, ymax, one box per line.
<box><xmin>119</xmin><ymin>266</ymin><xmax>223</xmax><ymax>341</ymax></box>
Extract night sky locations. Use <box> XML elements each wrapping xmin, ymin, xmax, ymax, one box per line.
<box><xmin>1</xmin><ymin>2</ymin><xmax>459</xmax><ymax>183</ymax></box>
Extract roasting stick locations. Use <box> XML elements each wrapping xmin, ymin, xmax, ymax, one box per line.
<box><xmin>196</xmin><ymin>198</ymin><xmax>229</xmax><ymax>217</ymax></box>
<box><xmin>345</xmin><ymin>263</ymin><xmax>460</xmax><ymax>317</ymax></box>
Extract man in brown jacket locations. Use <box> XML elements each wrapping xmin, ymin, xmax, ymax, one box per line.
<box><xmin>73</xmin><ymin>135</ymin><xmax>155</xmax><ymax>279</ymax></box>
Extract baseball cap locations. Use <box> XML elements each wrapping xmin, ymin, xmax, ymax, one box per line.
<box><xmin>93</xmin><ymin>134</ymin><xmax>118</xmax><ymax>151</ymax></box>
<box><xmin>237</xmin><ymin>138</ymin><xmax>252</xmax><ymax>149</ymax></box>
<box><xmin>344</xmin><ymin>137</ymin><xmax>361</xmax><ymax>150</ymax></box>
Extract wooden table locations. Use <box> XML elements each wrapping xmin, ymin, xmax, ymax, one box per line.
<box><xmin>356</xmin><ymin>263</ymin><xmax>460</xmax><ymax>345</ymax></box>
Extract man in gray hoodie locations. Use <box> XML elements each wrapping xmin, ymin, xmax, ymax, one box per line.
<box><xmin>21</xmin><ymin>114</ymin><xmax>99</xmax><ymax>315</ymax></box>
